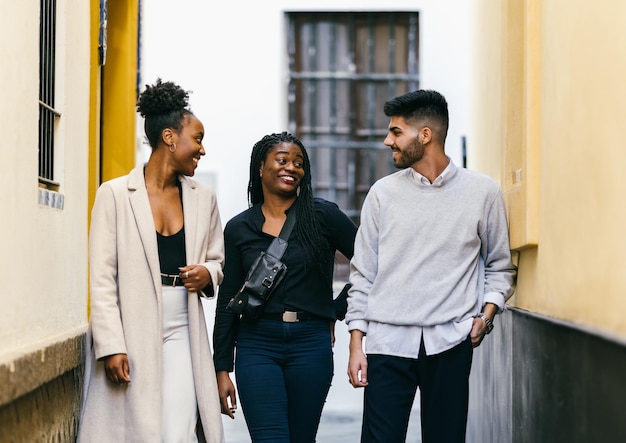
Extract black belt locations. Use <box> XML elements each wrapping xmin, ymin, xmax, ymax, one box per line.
<box><xmin>257</xmin><ymin>311</ymin><xmax>323</xmax><ymax>323</ymax></box>
<box><xmin>161</xmin><ymin>273</ymin><xmax>184</xmax><ymax>287</ymax></box>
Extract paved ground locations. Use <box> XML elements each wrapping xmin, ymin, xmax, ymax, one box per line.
<box><xmin>222</xmin><ymin>407</ymin><xmax>423</xmax><ymax>442</ymax></box>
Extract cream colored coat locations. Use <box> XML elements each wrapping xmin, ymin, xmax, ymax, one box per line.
<box><xmin>78</xmin><ymin>166</ymin><xmax>225</xmax><ymax>442</ymax></box>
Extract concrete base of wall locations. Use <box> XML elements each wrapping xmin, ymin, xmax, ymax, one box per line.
<box><xmin>0</xmin><ymin>367</ymin><xmax>83</xmax><ymax>442</ymax></box>
<box><xmin>0</xmin><ymin>330</ymin><xmax>85</xmax><ymax>442</ymax></box>
<box><xmin>468</xmin><ymin>308</ymin><xmax>626</xmax><ymax>443</ymax></box>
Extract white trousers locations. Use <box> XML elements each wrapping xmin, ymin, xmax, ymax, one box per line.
<box><xmin>162</xmin><ymin>286</ymin><xmax>198</xmax><ymax>443</ymax></box>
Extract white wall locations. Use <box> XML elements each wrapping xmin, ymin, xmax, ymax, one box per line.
<box><xmin>0</xmin><ymin>1</ymin><xmax>90</xmax><ymax>358</ymax></box>
<box><xmin>140</xmin><ymin>0</ymin><xmax>471</xmax><ymax>224</ymax></box>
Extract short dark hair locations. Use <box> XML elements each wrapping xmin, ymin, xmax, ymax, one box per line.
<box><xmin>384</xmin><ymin>89</ymin><xmax>449</xmax><ymax>141</ymax></box>
<box><xmin>136</xmin><ymin>78</ymin><xmax>193</xmax><ymax>150</ymax></box>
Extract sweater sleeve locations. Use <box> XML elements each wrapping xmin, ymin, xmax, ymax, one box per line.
<box><xmin>345</xmin><ymin>190</ymin><xmax>380</xmax><ymax>334</ymax></box>
<box><xmin>480</xmin><ymin>190</ymin><xmax>517</xmax><ymax>311</ymax></box>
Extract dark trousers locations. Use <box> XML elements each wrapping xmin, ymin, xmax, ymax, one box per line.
<box><xmin>235</xmin><ymin>318</ymin><xmax>333</xmax><ymax>443</ymax></box>
<box><xmin>361</xmin><ymin>337</ymin><xmax>473</xmax><ymax>443</ymax></box>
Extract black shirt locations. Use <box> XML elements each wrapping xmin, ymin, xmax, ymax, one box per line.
<box><xmin>157</xmin><ymin>228</ymin><xmax>186</xmax><ymax>274</ymax></box>
<box><xmin>156</xmin><ymin>181</ymin><xmax>186</xmax><ymax>275</ymax></box>
<box><xmin>213</xmin><ymin>198</ymin><xmax>357</xmax><ymax>372</ymax></box>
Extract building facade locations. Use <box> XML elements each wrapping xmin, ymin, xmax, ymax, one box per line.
<box><xmin>0</xmin><ymin>1</ymin><xmax>139</xmax><ymax>440</ymax></box>
<box><xmin>468</xmin><ymin>1</ymin><xmax>626</xmax><ymax>441</ymax></box>
<box><xmin>5</xmin><ymin>0</ymin><xmax>624</xmax><ymax>441</ymax></box>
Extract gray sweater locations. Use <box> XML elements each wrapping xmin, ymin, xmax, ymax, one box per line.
<box><xmin>346</xmin><ymin>161</ymin><xmax>516</xmax><ymax>356</ymax></box>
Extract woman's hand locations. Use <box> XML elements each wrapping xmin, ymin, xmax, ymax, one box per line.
<box><xmin>217</xmin><ymin>371</ymin><xmax>237</xmax><ymax>419</ymax></box>
<box><xmin>104</xmin><ymin>353</ymin><xmax>131</xmax><ymax>384</ymax></box>
<box><xmin>178</xmin><ymin>265</ymin><xmax>212</xmax><ymax>293</ymax></box>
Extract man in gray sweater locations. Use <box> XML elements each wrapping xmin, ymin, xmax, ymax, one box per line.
<box><xmin>346</xmin><ymin>90</ymin><xmax>517</xmax><ymax>443</ymax></box>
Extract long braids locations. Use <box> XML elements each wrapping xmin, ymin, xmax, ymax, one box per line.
<box><xmin>248</xmin><ymin>132</ymin><xmax>333</xmax><ymax>284</ymax></box>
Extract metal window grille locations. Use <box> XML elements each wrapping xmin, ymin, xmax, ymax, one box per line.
<box><xmin>39</xmin><ymin>0</ymin><xmax>60</xmax><ymax>186</ymax></box>
<box><xmin>287</xmin><ymin>12</ymin><xmax>419</xmax><ymax>222</ymax></box>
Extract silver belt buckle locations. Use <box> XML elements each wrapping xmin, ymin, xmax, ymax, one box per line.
<box><xmin>282</xmin><ymin>311</ymin><xmax>299</xmax><ymax>323</ymax></box>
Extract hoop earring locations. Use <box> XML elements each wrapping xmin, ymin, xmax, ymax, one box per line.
<box><xmin>169</xmin><ymin>143</ymin><xmax>177</xmax><ymax>153</ymax></box>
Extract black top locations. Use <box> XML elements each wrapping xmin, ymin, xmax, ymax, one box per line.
<box><xmin>213</xmin><ymin>198</ymin><xmax>357</xmax><ymax>372</ymax></box>
<box><xmin>157</xmin><ymin>228</ymin><xmax>186</xmax><ymax>274</ymax></box>
<box><xmin>156</xmin><ymin>182</ymin><xmax>186</xmax><ymax>274</ymax></box>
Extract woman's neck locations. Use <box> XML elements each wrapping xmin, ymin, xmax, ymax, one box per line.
<box><xmin>144</xmin><ymin>154</ymin><xmax>178</xmax><ymax>191</ymax></box>
<box><xmin>260</xmin><ymin>194</ymin><xmax>296</xmax><ymax>219</ymax></box>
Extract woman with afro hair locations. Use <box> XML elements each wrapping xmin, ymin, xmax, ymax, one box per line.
<box><xmin>213</xmin><ymin>132</ymin><xmax>357</xmax><ymax>442</ymax></box>
<box><xmin>78</xmin><ymin>79</ymin><xmax>225</xmax><ymax>442</ymax></box>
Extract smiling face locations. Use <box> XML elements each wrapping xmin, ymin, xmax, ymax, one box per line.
<box><xmin>171</xmin><ymin>114</ymin><xmax>205</xmax><ymax>176</ymax></box>
<box><xmin>383</xmin><ymin>115</ymin><xmax>426</xmax><ymax>170</ymax></box>
<box><xmin>259</xmin><ymin>142</ymin><xmax>305</xmax><ymax>198</ymax></box>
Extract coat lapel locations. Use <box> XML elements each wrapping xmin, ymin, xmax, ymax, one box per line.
<box><xmin>128</xmin><ymin>165</ymin><xmax>161</xmax><ymax>296</ymax></box>
<box><xmin>180</xmin><ymin>176</ymin><xmax>199</xmax><ymax>265</ymax></box>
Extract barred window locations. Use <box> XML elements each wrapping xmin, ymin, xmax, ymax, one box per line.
<box><xmin>287</xmin><ymin>12</ymin><xmax>419</xmax><ymax>221</ymax></box>
<box><xmin>287</xmin><ymin>12</ymin><xmax>419</xmax><ymax>278</ymax></box>
<box><xmin>39</xmin><ymin>0</ymin><xmax>60</xmax><ymax>189</ymax></box>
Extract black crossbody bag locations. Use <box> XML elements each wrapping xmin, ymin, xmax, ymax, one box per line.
<box><xmin>227</xmin><ymin>210</ymin><xmax>296</xmax><ymax>320</ymax></box>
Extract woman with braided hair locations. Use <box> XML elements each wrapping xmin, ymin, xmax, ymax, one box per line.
<box><xmin>78</xmin><ymin>79</ymin><xmax>225</xmax><ymax>442</ymax></box>
<box><xmin>213</xmin><ymin>132</ymin><xmax>357</xmax><ymax>442</ymax></box>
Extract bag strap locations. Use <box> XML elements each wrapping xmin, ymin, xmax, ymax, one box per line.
<box><xmin>278</xmin><ymin>209</ymin><xmax>296</xmax><ymax>241</ymax></box>
<box><xmin>266</xmin><ymin>209</ymin><xmax>296</xmax><ymax>259</ymax></box>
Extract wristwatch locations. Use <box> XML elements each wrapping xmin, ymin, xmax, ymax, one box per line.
<box><xmin>474</xmin><ymin>313</ymin><xmax>494</xmax><ymax>334</ymax></box>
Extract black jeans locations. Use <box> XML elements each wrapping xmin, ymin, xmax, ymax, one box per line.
<box><xmin>361</xmin><ymin>337</ymin><xmax>473</xmax><ymax>443</ymax></box>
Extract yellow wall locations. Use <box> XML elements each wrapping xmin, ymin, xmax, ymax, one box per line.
<box><xmin>100</xmin><ymin>0</ymin><xmax>139</xmax><ymax>183</ymax></box>
<box><xmin>472</xmin><ymin>0</ymin><xmax>626</xmax><ymax>337</ymax></box>
<box><xmin>89</xmin><ymin>0</ymin><xmax>102</xmax><ymax>216</ymax></box>
<box><xmin>89</xmin><ymin>0</ymin><xmax>139</xmax><ymax>211</ymax></box>
<box><xmin>88</xmin><ymin>0</ymin><xmax>139</xmax><ymax>319</ymax></box>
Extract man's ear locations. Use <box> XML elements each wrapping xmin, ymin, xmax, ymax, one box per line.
<box><xmin>420</xmin><ymin>126</ymin><xmax>433</xmax><ymax>144</ymax></box>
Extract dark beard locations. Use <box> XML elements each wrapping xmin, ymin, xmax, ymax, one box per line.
<box><xmin>393</xmin><ymin>137</ymin><xmax>424</xmax><ymax>169</ymax></box>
